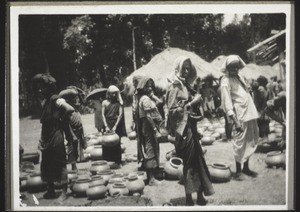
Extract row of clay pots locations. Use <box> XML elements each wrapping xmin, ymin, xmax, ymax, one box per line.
<box><xmin>72</xmin><ymin>173</ymin><xmax>145</xmax><ymax>199</ymax></box>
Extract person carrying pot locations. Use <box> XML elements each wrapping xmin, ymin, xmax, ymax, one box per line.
<box><xmin>165</xmin><ymin>56</ymin><xmax>215</xmax><ymax>206</ymax></box>
<box><xmin>220</xmin><ymin>55</ymin><xmax>259</xmax><ymax>181</ymax></box>
<box><xmin>32</xmin><ymin>73</ymin><xmax>75</xmax><ymax>203</ymax></box>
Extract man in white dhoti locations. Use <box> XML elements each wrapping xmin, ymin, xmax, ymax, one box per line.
<box><xmin>220</xmin><ymin>55</ymin><xmax>259</xmax><ymax>181</ymax></box>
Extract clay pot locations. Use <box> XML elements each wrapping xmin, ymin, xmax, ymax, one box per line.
<box><xmin>87</xmin><ymin>183</ymin><xmax>107</xmax><ymax>200</ymax></box>
<box><xmin>107</xmin><ymin>179</ymin><xmax>126</xmax><ymax>191</ymax></box>
<box><xmin>26</xmin><ymin>173</ymin><xmax>47</xmax><ymax>193</ymax></box>
<box><xmin>108</xmin><ymin>161</ymin><xmax>120</xmax><ymax>169</ymax></box>
<box><xmin>73</xmin><ymin>178</ymin><xmax>91</xmax><ymax>197</ymax></box>
<box><xmin>90</xmin><ymin>160</ymin><xmax>110</xmax><ymax>175</ymax></box>
<box><xmin>20</xmin><ymin>161</ymin><xmax>35</xmax><ymax>172</ymax></box>
<box><xmin>136</xmin><ymin>171</ymin><xmax>147</xmax><ymax>183</ymax></box>
<box><xmin>211</xmin><ymin>132</ymin><xmax>221</xmax><ymax>140</ymax></box>
<box><xmin>111</xmin><ymin>173</ymin><xmax>124</xmax><ymax>182</ymax></box>
<box><xmin>128</xmin><ymin>131</ymin><xmax>137</xmax><ymax>140</ymax></box>
<box><xmin>90</xmin><ymin>145</ymin><xmax>103</xmax><ymax>161</ymax></box>
<box><xmin>109</xmin><ymin>183</ymin><xmax>129</xmax><ymax>197</ymax></box>
<box><xmin>164</xmin><ymin>157</ymin><xmax>183</xmax><ymax>180</ymax></box>
<box><xmin>167</xmin><ymin>135</ymin><xmax>176</xmax><ymax>144</ymax></box>
<box><xmin>67</xmin><ymin>170</ymin><xmax>78</xmax><ymax>183</ymax></box>
<box><xmin>126</xmin><ymin>175</ymin><xmax>145</xmax><ymax>195</ymax></box>
<box><xmin>201</xmin><ymin>136</ymin><xmax>214</xmax><ymax>145</ymax></box>
<box><xmin>102</xmin><ymin>132</ymin><xmax>120</xmax><ymax>147</ymax></box>
<box><xmin>89</xmin><ymin>175</ymin><xmax>106</xmax><ymax>187</ymax></box>
<box><xmin>265</xmin><ymin>151</ymin><xmax>285</xmax><ymax>168</ymax></box>
<box><xmin>97</xmin><ymin>170</ymin><xmax>114</xmax><ymax>184</ymax></box>
<box><xmin>22</xmin><ymin>152</ymin><xmax>40</xmax><ymax>164</ymax></box>
<box><xmin>268</xmin><ymin>133</ymin><xmax>277</xmax><ymax>142</ymax></box>
<box><xmin>269</xmin><ymin>126</ymin><xmax>276</xmax><ymax>133</ymax></box>
<box><xmin>208</xmin><ymin>163</ymin><xmax>231</xmax><ymax>183</ymax></box>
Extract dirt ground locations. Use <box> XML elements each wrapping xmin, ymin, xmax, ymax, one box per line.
<box><xmin>19</xmin><ymin>107</ymin><xmax>286</xmax><ymax>208</ymax></box>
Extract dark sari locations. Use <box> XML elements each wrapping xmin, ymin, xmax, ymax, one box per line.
<box><xmin>102</xmin><ymin>102</ymin><xmax>126</xmax><ymax>164</ymax></box>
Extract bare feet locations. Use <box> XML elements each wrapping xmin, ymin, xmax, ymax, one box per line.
<box><xmin>234</xmin><ymin>172</ymin><xmax>245</xmax><ymax>181</ymax></box>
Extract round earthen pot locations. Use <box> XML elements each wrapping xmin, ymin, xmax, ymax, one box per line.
<box><xmin>268</xmin><ymin>133</ymin><xmax>277</xmax><ymax>142</ymax></box>
<box><xmin>97</xmin><ymin>170</ymin><xmax>115</xmax><ymax>184</ymax></box>
<box><xmin>90</xmin><ymin>175</ymin><xmax>106</xmax><ymax>187</ymax></box>
<box><xmin>20</xmin><ymin>161</ymin><xmax>35</xmax><ymax>172</ymax></box>
<box><xmin>67</xmin><ymin>170</ymin><xmax>78</xmax><ymax>182</ymax></box>
<box><xmin>128</xmin><ymin>131</ymin><xmax>137</xmax><ymax>140</ymax></box>
<box><xmin>107</xmin><ymin>179</ymin><xmax>126</xmax><ymax>191</ymax></box>
<box><xmin>90</xmin><ymin>145</ymin><xmax>103</xmax><ymax>161</ymax></box>
<box><xmin>126</xmin><ymin>175</ymin><xmax>145</xmax><ymax>195</ymax></box>
<box><xmin>86</xmin><ymin>182</ymin><xmax>107</xmax><ymax>200</ymax></box>
<box><xmin>208</xmin><ymin>163</ymin><xmax>231</xmax><ymax>183</ymax></box>
<box><xmin>201</xmin><ymin>136</ymin><xmax>214</xmax><ymax>145</ymax></box>
<box><xmin>109</xmin><ymin>183</ymin><xmax>129</xmax><ymax>197</ymax></box>
<box><xmin>90</xmin><ymin>160</ymin><xmax>110</xmax><ymax>175</ymax></box>
<box><xmin>72</xmin><ymin>178</ymin><xmax>91</xmax><ymax>197</ymax></box>
<box><xmin>26</xmin><ymin>173</ymin><xmax>47</xmax><ymax>193</ymax></box>
<box><xmin>136</xmin><ymin>171</ymin><xmax>147</xmax><ymax>183</ymax></box>
<box><xmin>265</xmin><ymin>151</ymin><xmax>285</xmax><ymax>168</ymax></box>
<box><xmin>102</xmin><ymin>132</ymin><xmax>120</xmax><ymax>147</ymax></box>
<box><xmin>22</xmin><ymin>152</ymin><xmax>40</xmax><ymax>164</ymax></box>
<box><xmin>164</xmin><ymin>157</ymin><xmax>183</xmax><ymax>180</ymax></box>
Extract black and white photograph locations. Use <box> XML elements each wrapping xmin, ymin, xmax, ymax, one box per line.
<box><xmin>7</xmin><ymin>2</ymin><xmax>294</xmax><ymax>211</ymax></box>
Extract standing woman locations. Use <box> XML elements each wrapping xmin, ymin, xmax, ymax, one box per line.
<box><xmin>32</xmin><ymin>73</ymin><xmax>74</xmax><ymax>202</ymax></box>
<box><xmin>166</xmin><ymin>56</ymin><xmax>214</xmax><ymax>206</ymax></box>
<box><xmin>220</xmin><ymin>55</ymin><xmax>259</xmax><ymax>181</ymax></box>
<box><xmin>136</xmin><ymin>77</ymin><xmax>163</xmax><ymax>186</ymax></box>
<box><xmin>102</xmin><ymin>85</ymin><xmax>127</xmax><ymax>165</ymax></box>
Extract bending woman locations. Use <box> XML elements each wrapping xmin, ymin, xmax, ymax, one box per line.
<box><xmin>102</xmin><ymin>85</ymin><xmax>127</xmax><ymax>165</ymax></box>
<box><xmin>136</xmin><ymin>77</ymin><xmax>163</xmax><ymax>186</ymax></box>
<box><xmin>166</xmin><ymin>56</ymin><xmax>214</xmax><ymax>206</ymax></box>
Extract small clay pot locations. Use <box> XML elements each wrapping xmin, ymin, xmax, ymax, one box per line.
<box><xmin>164</xmin><ymin>157</ymin><xmax>183</xmax><ymax>180</ymax></box>
<box><xmin>126</xmin><ymin>174</ymin><xmax>145</xmax><ymax>195</ymax></box>
<box><xmin>128</xmin><ymin>131</ymin><xmax>137</xmax><ymax>140</ymax></box>
<box><xmin>102</xmin><ymin>132</ymin><xmax>120</xmax><ymax>147</ymax></box>
<box><xmin>22</xmin><ymin>152</ymin><xmax>40</xmax><ymax>164</ymax></box>
<box><xmin>90</xmin><ymin>145</ymin><xmax>103</xmax><ymax>161</ymax></box>
<box><xmin>265</xmin><ymin>151</ymin><xmax>285</xmax><ymax>168</ymax></box>
<box><xmin>136</xmin><ymin>171</ymin><xmax>147</xmax><ymax>183</ymax></box>
<box><xmin>201</xmin><ymin>136</ymin><xmax>214</xmax><ymax>145</ymax></box>
<box><xmin>73</xmin><ymin>178</ymin><xmax>91</xmax><ymax>197</ymax></box>
<box><xmin>90</xmin><ymin>160</ymin><xmax>110</xmax><ymax>175</ymax></box>
<box><xmin>107</xmin><ymin>179</ymin><xmax>126</xmax><ymax>191</ymax></box>
<box><xmin>86</xmin><ymin>183</ymin><xmax>107</xmax><ymax>200</ymax></box>
<box><xmin>90</xmin><ymin>175</ymin><xmax>106</xmax><ymax>187</ymax></box>
<box><xmin>97</xmin><ymin>170</ymin><xmax>114</xmax><ymax>184</ymax></box>
<box><xmin>26</xmin><ymin>173</ymin><xmax>47</xmax><ymax>193</ymax></box>
<box><xmin>109</xmin><ymin>183</ymin><xmax>129</xmax><ymax>197</ymax></box>
<box><xmin>208</xmin><ymin>163</ymin><xmax>231</xmax><ymax>183</ymax></box>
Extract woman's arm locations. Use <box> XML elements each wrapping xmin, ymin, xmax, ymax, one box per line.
<box><xmin>112</xmin><ymin>105</ymin><xmax>123</xmax><ymax>132</ymax></box>
<box><xmin>102</xmin><ymin>100</ymin><xmax>110</xmax><ymax>132</ymax></box>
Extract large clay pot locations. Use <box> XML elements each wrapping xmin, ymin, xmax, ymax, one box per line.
<box><xmin>168</xmin><ymin>135</ymin><xmax>176</xmax><ymax>144</ymax></box>
<box><xmin>26</xmin><ymin>173</ymin><xmax>47</xmax><ymax>193</ymax></box>
<box><xmin>102</xmin><ymin>132</ymin><xmax>120</xmax><ymax>147</ymax></box>
<box><xmin>22</xmin><ymin>152</ymin><xmax>40</xmax><ymax>164</ymax></box>
<box><xmin>164</xmin><ymin>157</ymin><xmax>183</xmax><ymax>180</ymax></box>
<box><xmin>208</xmin><ymin>163</ymin><xmax>231</xmax><ymax>183</ymax></box>
<box><xmin>85</xmin><ymin>145</ymin><xmax>95</xmax><ymax>154</ymax></box>
<box><xmin>265</xmin><ymin>151</ymin><xmax>285</xmax><ymax>168</ymax></box>
<box><xmin>90</xmin><ymin>145</ymin><xmax>103</xmax><ymax>161</ymax></box>
<box><xmin>73</xmin><ymin>178</ymin><xmax>91</xmax><ymax>197</ymax></box>
<box><xmin>90</xmin><ymin>160</ymin><xmax>110</xmax><ymax>175</ymax></box>
<box><xmin>201</xmin><ymin>136</ymin><xmax>214</xmax><ymax>145</ymax></box>
<box><xmin>97</xmin><ymin>170</ymin><xmax>114</xmax><ymax>184</ymax></box>
<box><xmin>110</xmin><ymin>173</ymin><xmax>124</xmax><ymax>182</ymax></box>
<box><xmin>87</xmin><ymin>183</ymin><xmax>107</xmax><ymax>200</ymax></box>
<box><xmin>109</xmin><ymin>183</ymin><xmax>129</xmax><ymax>197</ymax></box>
<box><xmin>90</xmin><ymin>175</ymin><xmax>106</xmax><ymax>187</ymax></box>
<box><xmin>68</xmin><ymin>170</ymin><xmax>78</xmax><ymax>183</ymax></box>
<box><xmin>128</xmin><ymin>131</ymin><xmax>137</xmax><ymax>140</ymax></box>
<box><xmin>126</xmin><ymin>175</ymin><xmax>145</xmax><ymax>195</ymax></box>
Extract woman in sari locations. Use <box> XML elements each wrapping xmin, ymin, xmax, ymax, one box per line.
<box><xmin>136</xmin><ymin>77</ymin><xmax>163</xmax><ymax>186</ymax></box>
<box><xmin>166</xmin><ymin>56</ymin><xmax>214</xmax><ymax>206</ymax></box>
<box><xmin>102</xmin><ymin>85</ymin><xmax>127</xmax><ymax>165</ymax></box>
<box><xmin>32</xmin><ymin>73</ymin><xmax>74</xmax><ymax>203</ymax></box>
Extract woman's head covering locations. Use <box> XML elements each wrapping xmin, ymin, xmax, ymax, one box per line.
<box><xmin>136</xmin><ymin>77</ymin><xmax>155</xmax><ymax>91</ymax></box>
<box><xmin>107</xmin><ymin>85</ymin><xmax>123</xmax><ymax>105</ymax></box>
<box><xmin>220</xmin><ymin>55</ymin><xmax>246</xmax><ymax>73</ymax></box>
<box><xmin>174</xmin><ymin>56</ymin><xmax>197</xmax><ymax>85</ymax></box>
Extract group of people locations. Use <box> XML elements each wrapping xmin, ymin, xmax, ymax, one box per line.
<box><xmin>29</xmin><ymin>54</ymin><xmax>286</xmax><ymax>205</ymax></box>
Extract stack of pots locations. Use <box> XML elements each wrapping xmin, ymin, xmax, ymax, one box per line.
<box><xmin>126</xmin><ymin>174</ymin><xmax>145</xmax><ymax>195</ymax></box>
<box><xmin>164</xmin><ymin>157</ymin><xmax>183</xmax><ymax>180</ymax></box>
<box><xmin>90</xmin><ymin>145</ymin><xmax>103</xmax><ymax>161</ymax></box>
<box><xmin>208</xmin><ymin>163</ymin><xmax>231</xmax><ymax>183</ymax></box>
<box><xmin>72</xmin><ymin>178</ymin><xmax>92</xmax><ymax>197</ymax></box>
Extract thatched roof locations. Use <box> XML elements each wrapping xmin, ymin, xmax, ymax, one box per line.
<box><xmin>124</xmin><ymin>48</ymin><xmax>223</xmax><ymax>96</ymax></box>
<box><xmin>211</xmin><ymin>55</ymin><xmax>281</xmax><ymax>81</ymax></box>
